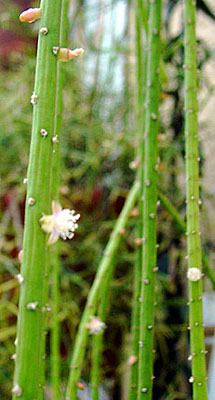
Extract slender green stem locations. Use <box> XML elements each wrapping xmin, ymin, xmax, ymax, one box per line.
<box><xmin>129</xmin><ymin>1</ymin><xmax>145</xmax><ymax>398</ymax></box>
<box><xmin>158</xmin><ymin>191</ymin><xmax>215</xmax><ymax>290</ymax></box>
<box><xmin>184</xmin><ymin>1</ymin><xmax>208</xmax><ymax>398</ymax></box>
<box><xmin>65</xmin><ymin>180</ymin><xmax>140</xmax><ymax>400</ymax></box>
<box><xmin>50</xmin><ymin>1</ymin><xmax>70</xmax><ymax>398</ymax></box>
<box><xmin>13</xmin><ymin>1</ymin><xmax>64</xmax><ymax>398</ymax></box>
<box><xmin>90</xmin><ymin>289</ymin><xmax>109</xmax><ymax>400</ymax></box>
<box><xmin>137</xmin><ymin>0</ymin><xmax>162</xmax><ymax>398</ymax></box>
<box><xmin>51</xmin><ymin>244</ymin><xmax>61</xmax><ymax>400</ymax></box>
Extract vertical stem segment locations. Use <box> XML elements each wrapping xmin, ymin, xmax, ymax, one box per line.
<box><xmin>137</xmin><ymin>0</ymin><xmax>161</xmax><ymax>399</ymax></box>
<box><xmin>13</xmin><ymin>1</ymin><xmax>63</xmax><ymax>398</ymax></box>
<box><xmin>129</xmin><ymin>1</ymin><xmax>145</xmax><ymax>398</ymax></box>
<box><xmin>50</xmin><ymin>1</ymin><xmax>70</xmax><ymax>398</ymax></box>
<box><xmin>184</xmin><ymin>1</ymin><xmax>208</xmax><ymax>398</ymax></box>
<box><xmin>66</xmin><ymin>181</ymin><xmax>139</xmax><ymax>399</ymax></box>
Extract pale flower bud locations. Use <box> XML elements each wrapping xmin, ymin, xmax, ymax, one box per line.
<box><xmin>86</xmin><ymin>316</ymin><xmax>106</xmax><ymax>335</ymax></box>
<box><xmin>19</xmin><ymin>8</ymin><xmax>42</xmax><ymax>23</ymax></box>
<box><xmin>187</xmin><ymin>267</ymin><xmax>202</xmax><ymax>282</ymax></box>
<box><xmin>58</xmin><ymin>48</ymin><xmax>84</xmax><ymax>62</ymax></box>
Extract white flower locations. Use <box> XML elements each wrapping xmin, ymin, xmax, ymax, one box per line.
<box><xmin>86</xmin><ymin>316</ymin><xmax>106</xmax><ymax>335</ymax></box>
<box><xmin>40</xmin><ymin>201</ymin><xmax>80</xmax><ymax>245</ymax></box>
<box><xmin>187</xmin><ymin>267</ymin><xmax>202</xmax><ymax>282</ymax></box>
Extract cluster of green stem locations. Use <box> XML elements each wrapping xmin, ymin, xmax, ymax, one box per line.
<box><xmin>184</xmin><ymin>0</ymin><xmax>208</xmax><ymax>398</ymax></box>
<box><xmin>13</xmin><ymin>0</ymin><xmax>66</xmax><ymax>398</ymax></box>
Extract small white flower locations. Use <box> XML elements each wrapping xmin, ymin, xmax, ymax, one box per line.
<box><xmin>40</xmin><ymin>201</ymin><xmax>80</xmax><ymax>245</ymax></box>
<box><xmin>86</xmin><ymin>316</ymin><xmax>106</xmax><ymax>335</ymax></box>
<box><xmin>187</xmin><ymin>267</ymin><xmax>202</xmax><ymax>282</ymax></box>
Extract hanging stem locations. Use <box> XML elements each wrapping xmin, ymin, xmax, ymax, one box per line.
<box><xmin>137</xmin><ymin>0</ymin><xmax>162</xmax><ymax>398</ymax></box>
<box><xmin>129</xmin><ymin>0</ymin><xmax>146</xmax><ymax>397</ymax></box>
<box><xmin>90</xmin><ymin>288</ymin><xmax>109</xmax><ymax>400</ymax></box>
<box><xmin>13</xmin><ymin>1</ymin><xmax>64</xmax><ymax>398</ymax></box>
<box><xmin>50</xmin><ymin>1</ymin><xmax>70</xmax><ymax>398</ymax></box>
<box><xmin>65</xmin><ymin>180</ymin><xmax>139</xmax><ymax>399</ymax></box>
<box><xmin>184</xmin><ymin>0</ymin><xmax>208</xmax><ymax>398</ymax></box>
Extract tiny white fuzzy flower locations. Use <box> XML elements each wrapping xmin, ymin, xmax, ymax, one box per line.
<box><xmin>12</xmin><ymin>384</ymin><xmax>22</xmax><ymax>397</ymax></box>
<box><xmin>86</xmin><ymin>316</ymin><xmax>106</xmax><ymax>335</ymax></box>
<box><xmin>187</xmin><ymin>267</ymin><xmax>202</xmax><ymax>282</ymax></box>
<box><xmin>40</xmin><ymin>201</ymin><xmax>80</xmax><ymax>245</ymax></box>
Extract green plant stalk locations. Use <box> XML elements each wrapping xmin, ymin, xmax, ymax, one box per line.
<box><xmin>184</xmin><ymin>1</ymin><xmax>208</xmax><ymax>398</ymax></box>
<box><xmin>129</xmin><ymin>1</ymin><xmax>145</xmax><ymax>398</ymax></box>
<box><xmin>65</xmin><ymin>180</ymin><xmax>140</xmax><ymax>399</ymax></box>
<box><xmin>50</xmin><ymin>244</ymin><xmax>61</xmax><ymax>400</ymax></box>
<box><xmin>158</xmin><ymin>192</ymin><xmax>215</xmax><ymax>290</ymax></box>
<box><xmin>13</xmin><ymin>1</ymin><xmax>64</xmax><ymax>398</ymax></box>
<box><xmin>50</xmin><ymin>1</ymin><xmax>70</xmax><ymax>398</ymax></box>
<box><xmin>90</xmin><ymin>288</ymin><xmax>109</xmax><ymax>400</ymax></box>
<box><xmin>137</xmin><ymin>0</ymin><xmax>161</xmax><ymax>398</ymax></box>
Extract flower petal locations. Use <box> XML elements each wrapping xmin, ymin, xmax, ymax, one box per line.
<box><xmin>48</xmin><ymin>230</ymin><xmax>59</xmax><ymax>245</ymax></box>
<box><xmin>52</xmin><ymin>200</ymin><xmax>62</xmax><ymax>216</ymax></box>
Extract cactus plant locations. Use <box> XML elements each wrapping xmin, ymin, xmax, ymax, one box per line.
<box><xmin>184</xmin><ymin>0</ymin><xmax>208</xmax><ymax>398</ymax></box>
<box><xmin>12</xmin><ymin>0</ymin><xmax>81</xmax><ymax>398</ymax></box>
<box><xmin>137</xmin><ymin>0</ymin><xmax>162</xmax><ymax>398</ymax></box>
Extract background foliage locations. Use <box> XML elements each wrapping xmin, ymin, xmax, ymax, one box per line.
<box><xmin>1</xmin><ymin>0</ymin><xmax>215</xmax><ymax>399</ymax></box>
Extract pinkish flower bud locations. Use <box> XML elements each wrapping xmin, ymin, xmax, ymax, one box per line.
<box><xmin>57</xmin><ymin>48</ymin><xmax>84</xmax><ymax>62</ymax></box>
<box><xmin>86</xmin><ymin>316</ymin><xmax>106</xmax><ymax>335</ymax></box>
<box><xmin>19</xmin><ymin>8</ymin><xmax>42</xmax><ymax>23</ymax></box>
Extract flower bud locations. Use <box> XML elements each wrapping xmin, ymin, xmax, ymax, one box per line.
<box><xmin>187</xmin><ymin>267</ymin><xmax>202</xmax><ymax>282</ymax></box>
<box><xmin>19</xmin><ymin>8</ymin><xmax>42</xmax><ymax>23</ymax></box>
<box><xmin>58</xmin><ymin>48</ymin><xmax>84</xmax><ymax>62</ymax></box>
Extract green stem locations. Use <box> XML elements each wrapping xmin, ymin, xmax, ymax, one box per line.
<box><xmin>158</xmin><ymin>192</ymin><xmax>215</xmax><ymax>290</ymax></box>
<box><xmin>50</xmin><ymin>1</ymin><xmax>69</xmax><ymax>398</ymax></box>
<box><xmin>129</xmin><ymin>1</ymin><xmax>145</xmax><ymax>398</ymax></box>
<box><xmin>13</xmin><ymin>1</ymin><xmax>64</xmax><ymax>398</ymax></box>
<box><xmin>184</xmin><ymin>1</ymin><xmax>208</xmax><ymax>398</ymax></box>
<box><xmin>90</xmin><ymin>289</ymin><xmax>109</xmax><ymax>400</ymax></box>
<box><xmin>65</xmin><ymin>180</ymin><xmax>140</xmax><ymax>400</ymax></box>
<box><xmin>137</xmin><ymin>0</ymin><xmax>162</xmax><ymax>398</ymax></box>
<box><xmin>51</xmin><ymin>244</ymin><xmax>61</xmax><ymax>400</ymax></box>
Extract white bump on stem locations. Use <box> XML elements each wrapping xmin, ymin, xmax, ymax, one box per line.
<box><xmin>40</xmin><ymin>27</ymin><xmax>48</xmax><ymax>35</ymax></box>
<box><xmin>187</xmin><ymin>267</ymin><xmax>202</xmax><ymax>282</ymax></box>
<box><xmin>141</xmin><ymin>388</ymin><xmax>147</xmax><ymax>393</ymax></box>
<box><xmin>16</xmin><ymin>274</ymin><xmax>24</xmax><ymax>284</ymax></box>
<box><xmin>52</xmin><ymin>135</ymin><xmax>59</xmax><ymax>143</ymax></box>
<box><xmin>40</xmin><ymin>128</ymin><xmax>48</xmax><ymax>137</ymax></box>
<box><xmin>30</xmin><ymin>93</ymin><xmax>38</xmax><ymax>105</ymax></box>
<box><xmin>18</xmin><ymin>249</ymin><xmax>23</xmax><ymax>263</ymax></box>
<box><xmin>189</xmin><ymin>376</ymin><xmax>194</xmax><ymax>383</ymax></box>
<box><xmin>151</xmin><ymin>113</ymin><xmax>157</xmax><ymax>120</ymax></box>
<box><xmin>11</xmin><ymin>353</ymin><xmax>17</xmax><ymax>360</ymax></box>
<box><xmin>28</xmin><ymin>197</ymin><xmax>35</xmax><ymax>206</ymax></box>
<box><xmin>23</xmin><ymin>178</ymin><xmax>28</xmax><ymax>184</ymax></box>
<box><xmin>27</xmin><ymin>301</ymin><xmax>38</xmax><ymax>311</ymax></box>
<box><xmin>53</xmin><ymin>46</ymin><xmax>60</xmax><ymax>55</ymax></box>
